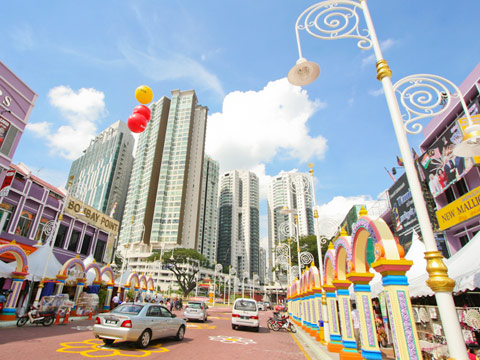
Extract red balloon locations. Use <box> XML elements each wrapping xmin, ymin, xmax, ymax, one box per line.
<box><xmin>128</xmin><ymin>113</ymin><xmax>147</xmax><ymax>133</ymax></box>
<box><xmin>132</xmin><ymin>105</ymin><xmax>151</xmax><ymax>122</ymax></box>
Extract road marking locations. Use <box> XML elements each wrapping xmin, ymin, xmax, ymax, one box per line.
<box><xmin>290</xmin><ymin>332</ymin><xmax>312</xmax><ymax>360</ymax></box>
<box><xmin>57</xmin><ymin>339</ymin><xmax>169</xmax><ymax>357</ymax></box>
<box><xmin>187</xmin><ymin>323</ymin><xmax>216</xmax><ymax>330</ymax></box>
<box><xmin>209</xmin><ymin>335</ymin><xmax>256</xmax><ymax>345</ymax></box>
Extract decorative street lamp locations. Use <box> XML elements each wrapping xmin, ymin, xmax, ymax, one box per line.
<box><xmin>280</xmin><ymin>206</ymin><xmax>302</xmax><ymax>277</ymax></box>
<box><xmin>229</xmin><ymin>267</ymin><xmax>236</xmax><ymax>305</ymax></box>
<box><xmin>288</xmin><ymin>1</ymin><xmax>470</xmax><ymax>357</ymax></box>
<box><xmin>213</xmin><ymin>263</ymin><xmax>223</xmax><ymax>306</ymax></box>
<box><xmin>242</xmin><ymin>271</ymin><xmax>249</xmax><ymax>298</ymax></box>
<box><xmin>252</xmin><ymin>274</ymin><xmax>259</xmax><ymax>299</ymax></box>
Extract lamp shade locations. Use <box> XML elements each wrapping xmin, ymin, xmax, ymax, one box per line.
<box><xmin>287</xmin><ymin>58</ymin><xmax>320</xmax><ymax>86</ymax></box>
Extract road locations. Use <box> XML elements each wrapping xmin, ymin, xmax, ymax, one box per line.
<box><xmin>0</xmin><ymin>307</ymin><xmax>308</xmax><ymax>360</ymax></box>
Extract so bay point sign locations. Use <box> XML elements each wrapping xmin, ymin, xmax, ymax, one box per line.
<box><xmin>65</xmin><ymin>197</ymin><xmax>119</xmax><ymax>235</ymax></box>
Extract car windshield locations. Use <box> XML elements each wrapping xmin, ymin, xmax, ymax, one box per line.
<box><xmin>111</xmin><ymin>304</ymin><xmax>144</xmax><ymax>315</ymax></box>
<box><xmin>188</xmin><ymin>302</ymin><xmax>202</xmax><ymax>309</ymax></box>
<box><xmin>234</xmin><ymin>300</ymin><xmax>256</xmax><ymax>311</ymax></box>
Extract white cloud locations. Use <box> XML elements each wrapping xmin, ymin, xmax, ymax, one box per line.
<box><xmin>361</xmin><ymin>38</ymin><xmax>397</xmax><ymax>67</ymax></box>
<box><xmin>10</xmin><ymin>24</ymin><xmax>35</xmax><ymax>51</ymax></box>
<box><xmin>369</xmin><ymin>87</ymin><xmax>384</xmax><ymax>97</ymax></box>
<box><xmin>206</xmin><ymin>78</ymin><xmax>327</xmax><ymax>185</ymax></box>
<box><xmin>28</xmin><ymin>86</ymin><xmax>107</xmax><ymax>160</ymax></box>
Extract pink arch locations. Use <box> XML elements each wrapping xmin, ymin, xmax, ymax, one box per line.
<box><xmin>0</xmin><ymin>244</ymin><xmax>28</xmax><ymax>274</ymax></box>
<box><xmin>85</xmin><ymin>263</ymin><xmax>102</xmax><ymax>283</ymax></box>
<box><xmin>147</xmin><ymin>277</ymin><xmax>155</xmax><ymax>291</ymax></box>
<box><xmin>139</xmin><ymin>275</ymin><xmax>147</xmax><ymax>290</ymax></box>
<box><xmin>60</xmin><ymin>258</ymin><xmax>86</xmax><ymax>277</ymax></box>
<box><xmin>335</xmin><ymin>237</ymin><xmax>353</xmax><ymax>281</ymax></box>
<box><xmin>308</xmin><ymin>266</ymin><xmax>321</xmax><ymax>290</ymax></box>
<box><xmin>101</xmin><ymin>266</ymin><xmax>114</xmax><ymax>284</ymax></box>
<box><xmin>324</xmin><ymin>248</ymin><xmax>336</xmax><ymax>285</ymax></box>
<box><xmin>126</xmin><ymin>272</ymin><xmax>140</xmax><ymax>288</ymax></box>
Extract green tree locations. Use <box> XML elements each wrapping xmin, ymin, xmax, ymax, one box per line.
<box><xmin>147</xmin><ymin>248</ymin><xmax>208</xmax><ymax>298</ymax></box>
<box><xmin>280</xmin><ymin>234</ymin><xmax>331</xmax><ymax>268</ymax></box>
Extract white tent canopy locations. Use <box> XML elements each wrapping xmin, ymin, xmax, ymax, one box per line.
<box><xmin>0</xmin><ymin>260</ymin><xmax>14</xmax><ymax>278</ymax></box>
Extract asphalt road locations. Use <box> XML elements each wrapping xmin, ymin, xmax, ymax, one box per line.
<box><xmin>0</xmin><ymin>307</ymin><xmax>307</xmax><ymax>360</ymax></box>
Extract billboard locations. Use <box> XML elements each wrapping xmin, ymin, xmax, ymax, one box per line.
<box><xmin>418</xmin><ymin>121</ymin><xmax>474</xmax><ymax>198</ymax></box>
<box><xmin>388</xmin><ymin>173</ymin><xmax>420</xmax><ymax>252</ymax></box>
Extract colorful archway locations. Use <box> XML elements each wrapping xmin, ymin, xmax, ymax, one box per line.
<box><xmin>0</xmin><ymin>242</ymin><xmax>29</xmax><ymax>321</ymax></box>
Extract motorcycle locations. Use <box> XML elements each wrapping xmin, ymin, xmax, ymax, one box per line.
<box><xmin>16</xmin><ymin>306</ymin><xmax>56</xmax><ymax>327</ymax></box>
<box><xmin>267</xmin><ymin>312</ymin><xmax>296</xmax><ymax>333</ymax></box>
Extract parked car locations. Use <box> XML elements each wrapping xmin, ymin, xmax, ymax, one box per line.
<box><xmin>93</xmin><ymin>303</ymin><xmax>186</xmax><ymax>348</ymax></box>
<box><xmin>264</xmin><ymin>301</ymin><xmax>273</xmax><ymax>310</ymax></box>
<box><xmin>184</xmin><ymin>301</ymin><xmax>208</xmax><ymax>322</ymax></box>
<box><xmin>232</xmin><ymin>298</ymin><xmax>259</xmax><ymax>331</ymax></box>
<box><xmin>257</xmin><ymin>301</ymin><xmax>265</xmax><ymax>311</ymax></box>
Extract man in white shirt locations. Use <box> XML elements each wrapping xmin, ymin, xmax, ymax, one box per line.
<box><xmin>112</xmin><ymin>294</ymin><xmax>120</xmax><ymax>308</ymax></box>
<box><xmin>351</xmin><ymin>302</ymin><xmax>361</xmax><ymax>349</ymax></box>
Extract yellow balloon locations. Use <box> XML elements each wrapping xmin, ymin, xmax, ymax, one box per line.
<box><xmin>135</xmin><ymin>85</ymin><xmax>153</xmax><ymax>104</ymax></box>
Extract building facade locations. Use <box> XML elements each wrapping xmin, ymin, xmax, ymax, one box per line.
<box><xmin>217</xmin><ymin>170</ymin><xmax>259</xmax><ymax>279</ymax></box>
<box><xmin>267</xmin><ymin>172</ymin><xmax>314</xmax><ymax>276</ymax></box>
<box><xmin>418</xmin><ymin>61</ymin><xmax>480</xmax><ymax>257</ymax></box>
<box><xmin>197</xmin><ymin>155</ymin><xmax>219</xmax><ymax>266</ymax></box>
<box><xmin>0</xmin><ymin>62</ymin><xmax>37</xmax><ymax>186</ymax></box>
<box><xmin>67</xmin><ymin>120</ymin><xmax>134</xmax><ymax>223</ymax></box>
<box><xmin>118</xmin><ymin>90</ymin><xmax>208</xmax><ymax>265</ymax></box>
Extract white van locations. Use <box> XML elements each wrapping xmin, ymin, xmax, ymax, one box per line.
<box><xmin>231</xmin><ymin>298</ymin><xmax>259</xmax><ymax>331</ymax></box>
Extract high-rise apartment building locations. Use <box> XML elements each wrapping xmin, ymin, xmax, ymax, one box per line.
<box><xmin>267</xmin><ymin>172</ymin><xmax>314</xmax><ymax>275</ymax></box>
<box><xmin>217</xmin><ymin>170</ymin><xmax>259</xmax><ymax>279</ymax></box>
<box><xmin>118</xmin><ymin>90</ymin><xmax>207</xmax><ymax>259</ymax></box>
<box><xmin>197</xmin><ymin>155</ymin><xmax>219</xmax><ymax>265</ymax></box>
<box><xmin>68</xmin><ymin>120</ymin><xmax>134</xmax><ymax>222</ymax></box>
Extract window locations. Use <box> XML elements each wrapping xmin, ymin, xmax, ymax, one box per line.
<box><xmin>459</xmin><ymin>235</ymin><xmax>470</xmax><ymax>248</ymax></box>
<box><xmin>80</xmin><ymin>234</ymin><xmax>92</xmax><ymax>255</ymax></box>
<box><xmin>54</xmin><ymin>224</ymin><xmax>68</xmax><ymax>248</ymax></box>
<box><xmin>94</xmin><ymin>240</ymin><xmax>106</xmax><ymax>262</ymax></box>
<box><xmin>0</xmin><ymin>203</ymin><xmax>15</xmax><ymax>233</ymax></box>
<box><xmin>456</xmin><ymin>178</ymin><xmax>468</xmax><ymax>197</ymax></box>
<box><xmin>0</xmin><ymin>125</ymin><xmax>18</xmax><ymax>157</ymax></box>
<box><xmin>34</xmin><ymin>219</ymin><xmax>50</xmax><ymax>244</ymax></box>
<box><xmin>68</xmin><ymin>229</ymin><xmax>81</xmax><ymax>252</ymax></box>
<box><xmin>445</xmin><ymin>186</ymin><xmax>455</xmax><ymax>203</ymax></box>
<box><xmin>16</xmin><ymin>211</ymin><xmax>33</xmax><ymax>237</ymax></box>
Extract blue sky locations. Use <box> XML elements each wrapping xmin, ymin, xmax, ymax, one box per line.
<box><xmin>2</xmin><ymin>1</ymin><xmax>480</xmax><ymax>243</ymax></box>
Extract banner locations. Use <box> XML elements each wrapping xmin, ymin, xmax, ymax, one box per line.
<box><xmin>418</xmin><ymin>121</ymin><xmax>474</xmax><ymax>198</ymax></box>
<box><xmin>436</xmin><ymin>185</ymin><xmax>480</xmax><ymax>230</ymax></box>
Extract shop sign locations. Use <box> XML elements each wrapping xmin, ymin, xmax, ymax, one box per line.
<box><xmin>436</xmin><ymin>185</ymin><xmax>480</xmax><ymax>230</ymax></box>
<box><xmin>0</xmin><ymin>170</ymin><xmax>15</xmax><ymax>197</ymax></box>
<box><xmin>65</xmin><ymin>197</ymin><xmax>119</xmax><ymax>235</ymax></box>
<box><xmin>457</xmin><ymin>114</ymin><xmax>480</xmax><ymax>164</ymax></box>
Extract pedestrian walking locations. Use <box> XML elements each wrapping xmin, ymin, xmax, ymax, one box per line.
<box><xmin>0</xmin><ymin>291</ymin><xmax>7</xmax><ymax>313</ymax></box>
<box><xmin>112</xmin><ymin>294</ymin><xmax>119</xmax><ymax>308</ymax></box>
<box><xmin>351</xmin><ymin>303</ymin><xmax>361</xmax><ymax>349</ymax></box>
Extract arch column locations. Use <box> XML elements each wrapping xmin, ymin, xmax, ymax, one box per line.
<box><xmin>104</xmin><ymin>282</ymin><xmax>114</xmax><ymax>311</ymax></box>
<box><xmin>73</xmin><ymin>277</ymin><xmax>87</xmax><ymax>312</ymax></box>
<box><xmin>332</xmin><ymin>280</ymin><xmax>361</xmax><ymax>360</ymax></box>
<box><xmin>55</xmin><ymin>274</ymin><xmax>68</xmax><ymax>295</ymax></box>
<box><xmin>0</xmin><ymin>273</ymin><xmax>27</xmax><ymax>321</ymax></box>
<box><xmin>372</xmin><ymin>259</ymin><xmax>422</xmax><ymax>359</ymax></box>
<box><xmin>347</xmin><ymin>272</ymin><xmax>382</xmax><ymax>360</ymax></box>
<box><xmin>320</xmin><ymin>292</ymin><xmax>329</xmax><ymax>344</ymax></box>
<box><xmin>324</xmin><ymin>284</ymin><xmax>343</xmax><ymax>353</ymax></box>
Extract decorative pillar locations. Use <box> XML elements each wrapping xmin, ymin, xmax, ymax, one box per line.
<box><xmin>347</xmin><ymin>272</ymin><xmax>382</xmax><ymax>360</ymax></box>
<box><xmin>134</xmin><ymin>286</ymin><xmax>140</xmax><ymax>301</ymax></box>
<box><xmin>73</xmin><ymin>277</ymin><xmax>87</xmax><ymax>312</ymax></box>
<box><xmin>321</xmin><ymin>292</ymin><xmax>329</xmax><ymax>344</ymax></box>
<box><xmin>372</xmin><ymin>259</ymin><xmax>422</xmax><ymax>359</ymax></box>
<box><xmin>104</xmin><ymin>282</ymin><xmax>114</xmax><ymax>311</ymax></box>
<box><xmin>333</xmin><ymin>280</ymin><xmax>361</xmax><ymax>360</ymax></box>
<box><xmin>324</xmin><ymin>284</ymin><xmax>343</xmax><ymax>353</ymax></box>
<box><xmin>55</xmin><ymin>274</ymin><xmax>69</xmax><ymax>295</ymax></box>
<box><xmin>0</xmin><ymin>273</ymin><xmax>26</xmax><ymax>321</ymax></box>
<box><xmin>313</xmin><ymin>289</ymin><xmax>324</xmax><ymax>342</ymax></box>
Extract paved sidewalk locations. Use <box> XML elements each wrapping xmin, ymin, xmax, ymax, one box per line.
<box><xmin>0</xmin><ymin>315</ymin><xmax>90</xmax><ymax>328</ymax></box>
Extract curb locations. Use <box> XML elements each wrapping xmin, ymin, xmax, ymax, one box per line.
<box><xmin>0</xmin><ymin>315</ymin><xmax>91</xmax><ymax>329</ymax></box>
<box><xmin>292</xmin><ymin>325</ymin><xmax>339</xmax><ymax>360</ymax></box>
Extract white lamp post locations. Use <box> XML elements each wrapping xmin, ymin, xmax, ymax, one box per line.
<box><xmin>242</xmin><ymin>271</ymin><xmax>248</xmax><ymax>298</ymax></box>
<box><xmin>288</xmin><ymin>1</ymin><xmax>469</xmax><ymax>357</ymax></box>
<box><xmin>213</xmin><ymin>263</ymin><xmax>222</xmax><ymax>306</ymax></box>
<box><xmin>252</xmin><ymin>274</ymin><xmax>259</xmax><ymax>299</ymax></box>
<box><xmin>229</xmin><ymin>267</ymin><xmax>236</xmax><ymax>304</ymax></box>
<box><xmin>280</xmin><ymin>206</ymin><xmax>302</xmax><ymax>275</ymax></box>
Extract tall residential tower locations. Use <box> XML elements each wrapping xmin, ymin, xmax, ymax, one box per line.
<box><xmin>217</xmin><ymin>170</ymin><xmax>259</xmax><ymax>279</ymax></box>
<box><xmin>68</xmin><ymin>120</ymin><xmax>134</xmax><ymax>222</ymax></box>
<box><xmin>118</xmin><ymin>90</ymin><xmax>208</xmax><ymax>259</ymax></box>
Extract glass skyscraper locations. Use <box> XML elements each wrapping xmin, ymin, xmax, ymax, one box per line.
<box><xmin>68</xmin><ymin>120</ymin><xmax>134</xmax><ymax>223</ymax></box>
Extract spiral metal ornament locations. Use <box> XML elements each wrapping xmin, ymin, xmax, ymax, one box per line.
<box><xmin>296</xmin><ymin>1</ymin><xmax>372</xmax><ymax>51</ymax></box>
<box><xmin>42</xmin><ymin>220</ymin><xmax>57</xmax><ymax>237</ymax></box>
<box><xmin>276</xmin><ymin>243</ymin><xmax>290</xmax><ymax>258</ymax></box>
<box><xmin>393</xmin><ymin>74</ymin><xmax>470</xmax><ymax>135</ymax></box>
<box><xmin>291</xmin><ymin>265</ymin><xmax>300</xmax><ymax>281</ymax></box>
<box><xmin>300</xmin><ymin>251</ymin><xmax>315</xmax><ymax>266</ymax></box>
<box><xmin>215</xmin><ymin>263</ymin><xmax>223</xmax><ymax>272</ymax></box>
<box><xmin>69</xmin><ymin>182</ymin><xmax>87</xmax><ymax>200</ymax></box>
<box><xmin>317</xmin><ymin>217</ymin><xmax>340</xmax><ymax>240</ymax></box>
<box><xmin>278</xmin><ymin>221</ymin><xmax>294</xmax><ymax>237</ymax></box>
<box><xmin>290</xmin><ymin>175</ymin><xmax>310</xmax><ymax>195</ymax></box>
<box><xmin>229</xmin><ymin>267</ymin><xmax>236</xmax><ymax>276</ymax></box>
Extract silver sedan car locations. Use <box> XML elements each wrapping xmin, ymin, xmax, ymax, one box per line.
<box><xmin>93</xmin><ymin>303</ymin><xmax>186</xmax><ymax>348</ymax></box>
<box><xmin>183</xmin><ymin>301</ymin><xmax>208</xmax><ymax>322</ymax></box>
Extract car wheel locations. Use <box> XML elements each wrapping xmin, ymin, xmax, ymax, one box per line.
<box><xmin>103</xmin><ymin>339</ymin><xmax>115</xmax><ymax>345</ymax></box>
<box><xmin>137</xmin><ymin>330</ymin><xmax>151</xmax><ymax>348</ymax></box>
<box><xmin>254</xmin><ymin>326</ymin><xmax>259</xmax><ymax>332</ymax></box>
<box><xmin>176</xmin><ymin>325</ymin><xmax>185</xmax><ymax>341</ymax></box>
<box><xmin>232</xmin><ymin>324</ymin><xmax>236</xmax><ymax>330</ymax></box>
